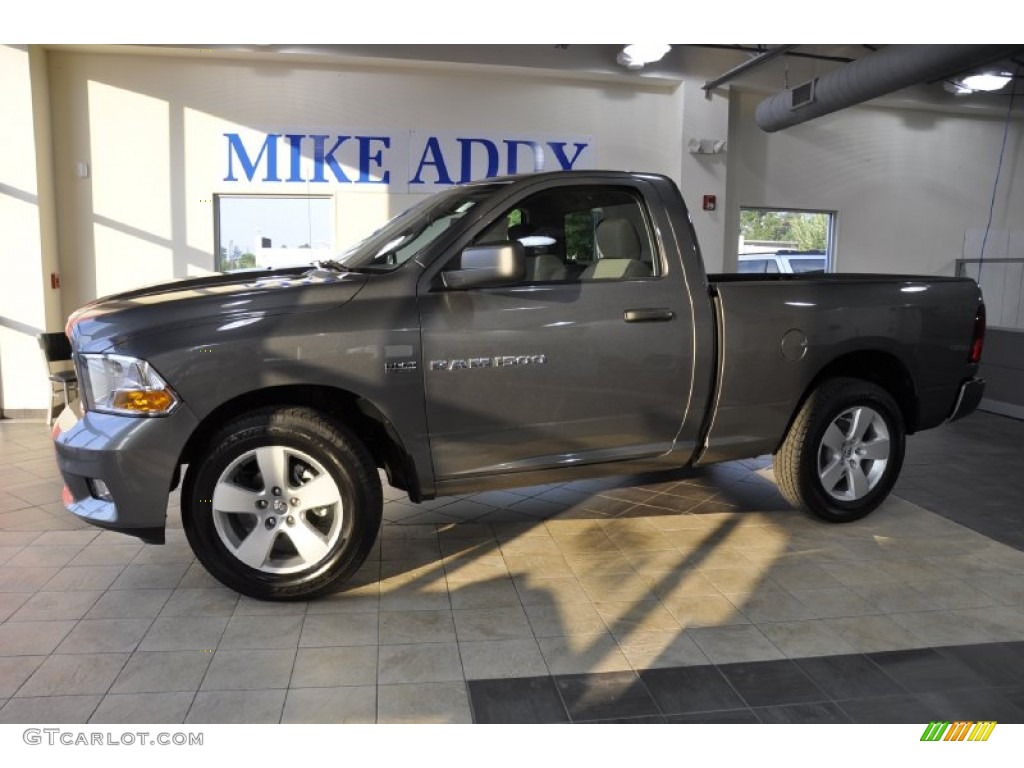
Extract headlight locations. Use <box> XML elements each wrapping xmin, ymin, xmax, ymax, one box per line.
<box><xmin>79</xmin><ymin>354</ymin><xmax>179</xmax><ymax>416</ymax></box>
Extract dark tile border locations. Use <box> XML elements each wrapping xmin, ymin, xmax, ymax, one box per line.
<box><xmin>468</xmin><ymin>641</ymin><xmax>1024</xmax><ymax>724</ymax></box>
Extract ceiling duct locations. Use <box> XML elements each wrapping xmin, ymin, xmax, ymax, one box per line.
<box><xmin>755</xmin><ymin>44</ymin><xmax>1023</xmax><ymax>132</ymax></box>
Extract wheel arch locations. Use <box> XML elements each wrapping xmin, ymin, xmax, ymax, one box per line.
<box><xmin>177</xmin><ymin>384</ymin><xmax>423</xmax><ymax>501</ymax></box>
<box><xmin>779</xmin><ymin>350</ymin><xmax>918</xmax><ymax>454</ymax></box>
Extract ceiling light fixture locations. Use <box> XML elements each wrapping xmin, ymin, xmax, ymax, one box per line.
<box><xmin>616</xmin><ymin>44</ymin><xmax>671</xmax><ymax>71</ymax></box>
<box><xmin>956</xmin><ymin>71</ymin><xmax>1013</xmax><ymax>93</ymax></box>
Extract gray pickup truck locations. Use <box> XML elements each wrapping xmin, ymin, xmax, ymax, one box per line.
<box><xmin>53</xmin><ymin>171</ymin><xmax>986</xmax><ymax>600</ymax></box>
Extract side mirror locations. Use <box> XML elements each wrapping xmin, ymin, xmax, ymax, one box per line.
<box><xmin>442</xmin><ymin>242</ymin><xmax>525</xmax><ymax>290</ymax></box>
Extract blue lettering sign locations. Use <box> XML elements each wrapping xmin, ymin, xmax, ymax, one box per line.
<box><xmin>224</xmin><ymin>133</ymin><xmax>281</xmax><ymax>182</ymax></box>
<box><xmin>457</xmin><ymin>138</ymin><xmax>499</xmax><ymax>183</ymax></box>
<box><xmin>358</xmin><ymin>136</ymin><xmax>391</xmax><ymax>184</ymax></box>
<box><xmin>548</xmin><ymin>141</ymin><xmax>589</xmax><ymax>170</ymax></box>
<box><xmin>410</xmin><ymin>137</ymin><xmax>453</xmax><ymax>185</ymax></box>
<box><xmin>285</xmin><ymin>134</ymin><xmax>305</xmax><ymax>182</ymax></box>
<box><xmin>311</xmin><ymin>135</ymin><xmax>353</xmax><ymax>183</ymax></box>
<box><xmin>504</xmin><ymin>140</ymin><xmax>542</xmax><ymax>174</ymax></box>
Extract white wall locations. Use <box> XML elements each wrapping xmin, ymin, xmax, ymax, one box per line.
<box><xmin>0</xmin><ymin>45</ymin><xmax>61</xmax><ymax>412</ymax></box>
<box><xmin>46</xmin><ymin>49</ymin><xmax>686</xmax><ymax>315</ymax></box>
<box><xmin>729</xmin><ymin>89</ymin><xmax>1024</xmax><ymax>277</ymax></box>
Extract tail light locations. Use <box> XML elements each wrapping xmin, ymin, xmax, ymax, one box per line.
<box><xmin>969</xmin><ymin>303</ymin><xmax>986</xmax><ymax>364</ymax></box>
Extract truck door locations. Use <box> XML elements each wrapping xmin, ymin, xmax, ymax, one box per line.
<box><xmin>417</xmin><ymin>182</ymin><xmax>697</xmax><ymax>482</ymax></box>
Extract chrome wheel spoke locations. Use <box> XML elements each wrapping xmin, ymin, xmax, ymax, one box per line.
<box><xmin>256</xmin><ymin>446</ymin><xmax>289</xmax><ymax>490</ymax></box>
<box><xmin>213</xmin><ymin>482</ymin><xmax>261</xmax><ymax>514</ymax></box>
<box><xmin>858</xmin><ymin>438</ymin><xmax>890</xmax><ymax>461</ymax></box>
<box><xmin>848</xmin><ymin>407</ymin><xmax>872</xmax><ymax>443</ymax></box>
<box><xmin>295</xmin><ymin>473</ymin><xmax>342</xmax><ymax>513</ymax></box>
<box><xmin>821</xmin><ymin>423</ymin><xmax>846</xmax><ymax>454</ymax></box>
<box><xmin>847</xmin><ymin>463</ymin><xmax>870</xmax><ymax>498</ymax></box>
<box><xmin>284</xmin><ymin>519</ymin><xmax>331</xmax><ymax>566</ymax></box>
<box><xmin>819</xmin><ymin>458</ymin><xmax>846</xmax><ymax>493</ymax></box>
<box><xmin>234</xmin><ymin>525</ymin><xmax>278</xmax><ymax>570</ymax></box>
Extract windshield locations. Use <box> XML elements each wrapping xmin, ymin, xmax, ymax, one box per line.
<box><xmin>335</xmin><ymin>183</ymin><xmax>508</xmax><ymax>271</ymax></box>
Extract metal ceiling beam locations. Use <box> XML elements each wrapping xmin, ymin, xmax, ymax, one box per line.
<box><xmin>702</xmin><ymin>45</ymin><xmax>799</xmax><ymax>93</ymax></box>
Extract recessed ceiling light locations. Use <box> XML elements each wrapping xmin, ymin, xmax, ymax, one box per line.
<box><xmin>617</xmin><ymin>44</ymin><xmax>671</xmax><ymax>70</ymax></box>
<box><xmin>959</xmin><ymin>71</ymin><xmax>1012</xmax><ymax>92</ymax></box>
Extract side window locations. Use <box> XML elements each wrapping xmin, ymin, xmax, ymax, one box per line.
<box><xmin>467</xmin><ymin>186</ymin><xmax>660</xmax><ymax>283</ymax></box>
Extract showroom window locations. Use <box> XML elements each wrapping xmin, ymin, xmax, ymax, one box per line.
<box><xmin>214</xmin><ymin>195</ymin><xmax>334</xmax><ymax>272</ymax></box>
<box><xmin>738</xmin><ymin>207</ymin><xmax>836</xmax><ymax>274</ymax></box>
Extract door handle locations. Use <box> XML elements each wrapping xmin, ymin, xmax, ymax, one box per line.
<box><xmin>624</xmin><ymin>308</ymin><xmax>676</xmax><ymax>323</ymax></box>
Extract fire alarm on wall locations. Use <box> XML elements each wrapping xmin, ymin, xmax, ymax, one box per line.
<box><xmin>702</xmin><ymin>194</ymin><xmax>717</xmax><ymax>211</ymax></box>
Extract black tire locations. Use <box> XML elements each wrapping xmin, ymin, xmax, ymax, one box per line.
<box><xmin>774</xmin><ymin>377</ymin><xmax>905</xmax><ymax>523</ymax></box>
<box><xmin>182</xmin><ymin>406</ymin><xmax>382</xmax><ymax>600</ymax></box>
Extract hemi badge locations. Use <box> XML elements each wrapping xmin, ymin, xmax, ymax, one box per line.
<box><xmin>385</xmin><ymin>361</ymin><xmax>418</xmax><ymax>373</ymax></box>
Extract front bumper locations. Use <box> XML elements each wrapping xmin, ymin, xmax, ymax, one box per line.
<box><xmin>53</xmin><ymin>404</ymin><xmax>199</xmax><ymax>544</ymax></box>
<box><xmin>948</xmin><ymin>377</ymin><xmax>986</xmax><ymax>423</ymax></box>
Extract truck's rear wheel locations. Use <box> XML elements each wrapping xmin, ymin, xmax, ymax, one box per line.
<box><xmin>774</xmin><ymin>377</ymin><xmax>905</xmax><ymax>523</ymax></box>
<box><xmin>182</xmin><ymin>407</ymin><xmax>381</xmax><ymax>600</ymax></box>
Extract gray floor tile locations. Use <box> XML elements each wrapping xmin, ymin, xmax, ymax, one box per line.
<box><xmin>460</xmin><ymin>638</ymin><xmax>549</xmax><ymax>679</ymax></box>
<box><xmin>139</xmin><ymin>617</ymin><xmax>228</xmax><ymax>652</ymax></box>
<box><xmin>90</xmin><ymin>691</ymin><xmax>194</xmax><ymax>724</ymax></box>
<box><xmin>111</xmin><ymin>651</ymin><xmax>213</xmax><ymax>693</ymax></box>
<box><xmin>616</xmin><ymin>630</ymin><xmax>710</xmax><ymax>669</ymax></box>
<box><xmin>756</xmin><ymin>617</ymin><xmax>855</xmax><ymax>661</ymax></box>
<box><xmin>219</xmin><ymin>614</ymin><xmax>303</xmax><ymax>649</ymax></box>
<box><xmin>378</xmin><ymin>681</ymin><xmax>471</xmax><ymax>723</ymax></box>
<box><xmin>43</xmin><ymin>565</ymin><xmax>124</xmax><ymax>592</ymax></box>
<box><xmin>200</xmin><ymin>649</ymin><xmax>295</xmax><ymax>690</ymax></box>
<box><xmin>0</xmin><ymin>694</ymin><xmax>102</xmax><ymax>724</ymax></box>
<box><xmin>111</xmin><ymin>564</ymin><xmax>189</xmax><ymax>590</ymax></box>
<box><xmin>282</xmin><ymin>686</ymin><xmax>376</xmax><ymax>723</ymax></box>
<box><xmin>378</xmin><ymin>642</ymin><xmax>463</xmax><ymax>684</ymax></box>
<box><xmin>86</xmin><ymin>589</ymin><xmax>173</xmax><ymax>619</ymax></box>
<box><xmin>159</xmin><ymin>588</ymin><xmax>239</xmax><ymax>618</ymax></box>
<box><xmin>537</xmin><ymin>633</ymin><xmax>632</xmax><ymax>675</ymax></box>
<box><xmin>6</xmin><ymin>545</ymin><xmax>83</xmax><ymax>569</ymax></box>
<box><xmin>290</xmin><ymin>646</ymin><xmax>378</xmax><ymax>687</ymax></box>
<box><xmin>7</xmin><ymin>590</ymin><xmax>103</xmax><ymax>621</ymax></box>
<box><xmin>0</xmin><ymin>620</ymin><xmax>76</xmax><ymax>655</ymax></box>
<box><xmin>688</xmin><ymin>625</ymin><xmax>786</xmax><ymax>664</ymax></box>
<box><xmin>55</xmin><ymin>619</ymin><xmax>152</xmax><ymax>654</ymax></box>
<box><xmin>0</xmin><ymin>592</ymin><xmax>30</xmax><ymax>622</ymax></box>
<box><xmin>69</xmin><ymin>544</ymin><xmax>143</xmax><ymax>567</ymax></box>
<box><xmin>0</xmin><ymin>656</ymin><xmax>46</xmax><ymax>697</ymax></box>
<box><xmin>453</xmin><ymin>605</ymin><xmax>534</xmax><ymax>641</ymax></box>
<box><xmin>17</xmin><ymin>652</ymin><xmax>129</xmax><ymax>697</ymax></box>
<box><xmin>186</xmin><ymin>690</ymin><xmax>285</xmax><ymax>724</ymax></box>
<box><xmin>380</xmin><ymin>610</ymin><xmax>456</xmax><ymax>645</ymax></box>
<box><xmin>299</xmin><ymin>612</ymin><xmax>378</xmax><ymax>647</ymax></box>
<box><xmin>0</xmin><ymin>566</ymin><xmax>61</xmax><ymax>592</ymax></box>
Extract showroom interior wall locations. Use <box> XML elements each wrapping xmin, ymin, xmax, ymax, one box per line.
<box><xmin>44</xmin><ymin>48</ymin><xmax>687</xmax><ymax>318</ymax></box>
<box><xmin>0</xmin><ymin>46</ymin><xmax>63</xmax><ymax>416</ymax></box>
<box><xmin>728</xmin><ymin>88</ymin><xmax>1024</xmax><ymax>277</ymax></box>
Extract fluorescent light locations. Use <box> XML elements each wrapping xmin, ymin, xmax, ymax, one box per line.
<box><xmin>617</xmin><ymin>44</ymin><xmax>671</xmax><ymax>70</ymax></box>
<box><xmin>959</xmin><ymin>72</ymin><xmax>1012</xmax><ymax>92</ymax></box>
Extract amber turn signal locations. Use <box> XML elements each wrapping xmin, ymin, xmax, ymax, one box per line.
<box><xmin>111</xmin><ymin>389</ymin><xmax>176</xmax><ymax>413</ymax></box>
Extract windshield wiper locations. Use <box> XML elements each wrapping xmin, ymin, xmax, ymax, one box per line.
<box><xmin>314</xmin><ymin>259</ymin><xmax>350</xmax><ymax>272</ymax></box>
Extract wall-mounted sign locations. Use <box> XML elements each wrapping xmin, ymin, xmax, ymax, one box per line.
<box><xmin>222</xmin><ymin>129</ymin><xmax>594</xmax><ymax>192</ymax></box>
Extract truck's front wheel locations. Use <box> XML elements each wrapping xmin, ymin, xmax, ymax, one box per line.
<box><xmin>774</xmin><ymin>378</ymin><xmax>905</xmax><ymax>523</ymax></box>
<box><xmin>182</xmin><ymin>407</ymin><xmax>382</xmax><ymax>600</ymax></box>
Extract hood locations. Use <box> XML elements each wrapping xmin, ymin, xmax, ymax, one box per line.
<box><xmin>68</xmin><ymin>267</ymin><xmax>369</xmax><ymax>351</ymax></box>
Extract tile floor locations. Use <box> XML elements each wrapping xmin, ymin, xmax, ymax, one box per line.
<box><xmin>0</xmin><ymin>411</ymin><xmax>1022</xmax><ymax>723</ymax></box>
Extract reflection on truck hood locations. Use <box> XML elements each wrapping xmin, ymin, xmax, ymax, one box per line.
<box><xmin>68</xmin><ymin>267</ymin><xmax>369</xmax><ymax>351</ymax></box>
